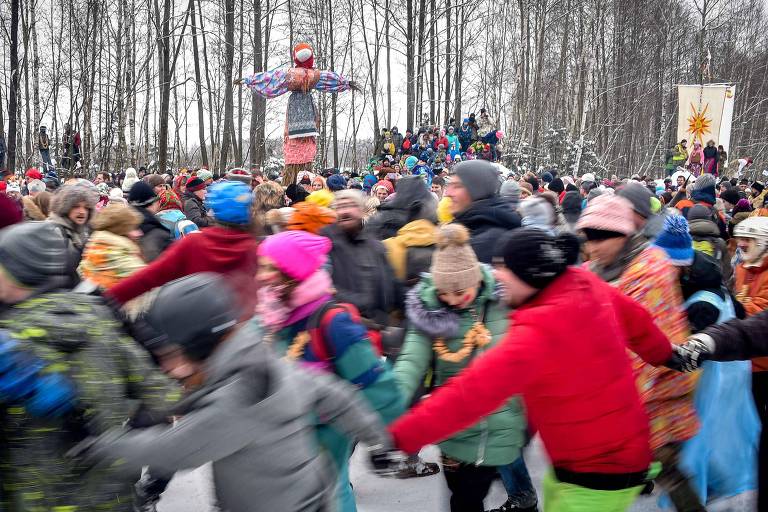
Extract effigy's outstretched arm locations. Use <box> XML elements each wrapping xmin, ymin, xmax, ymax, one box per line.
<box><xmin>315</xmin><ymin>70</ymin><xmax>359</xmax><ymax>93</ymax></box>
<box><xmin>236</xmin><ymin>70</ymin><xmax>290</xmax><ymax>98</ymax></box>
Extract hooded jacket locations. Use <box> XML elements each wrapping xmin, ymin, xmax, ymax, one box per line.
<box><xmin>322</xmin><ymin>223</ymin><xmax>399</xmax><ymax>325</ymax></box>
<box><xmin>21</xmin><ymin>195</ymin><xmax>46</xmax><ymax>221</ymax></box>
<box><xmin>383</xmin><ymin>219</ymin><xmax>437</xmax><ymax>287</ymax></box>
<box><xmin>0</xmin><ymin>291</ymin><xmax>178</xmax><ymax>511</ymax></box>
<box><xmin>134</xmin><ymin>206</ymin><xmax>172</xmax><ymax>262</ymax></box>
<box><xmin>390</xmin><ymin>268</ymin><xmax>672</xmax><ymax>474</ymax></box>
<box><xmin>183</xmin><ymin>191</ymin><xmax>211</xmax><ymax>228</ymax></box>
<box><xmin>366</xmin><ymin>176</ymin><xmax>437</xmax><ymax>240</ymax></box>
<box><xmin>453</xmin><ymin>196</ymin><xmax>522</xmax><ymax>263</ymax></box>
<box><xmin>106</xmin><ymin>226</ymin><xmax>259</xmax><ymax>312</ymax></box>
<box><xmin>394</xmin><ymin>267</ymin><xmax>526</xmax><ymax>466</ymax></box>
<box><xmin>688</xmin><ymin>217</ymin><xmax>731</xmax><ymax>282</ymax></box>
<box><xmin>87</xmin><ymin>323</ymin><xmax>390</xmax><ymax>512</ymax></box>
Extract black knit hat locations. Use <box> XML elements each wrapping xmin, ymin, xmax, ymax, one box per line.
<box><xmin>128</xmin><ymin>181</ymin><xmax>159</xmax><ymax>207</ymax></box>
<box><xmin>548</xmin><ymin>178</ymin><xmax>564</xmax><ymax>194</ymax></box>
<box><xmin>719</xmin><ymin>188</ymin><xmax>741</xmax><ymax>206</ymax></box>
<box><xmin>495</xmin><ymin>228</ymin><xmax>569</xmax><ymax>289</ymax></box>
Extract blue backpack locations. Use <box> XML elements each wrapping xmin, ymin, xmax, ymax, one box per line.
<box><xmin>157</xmin><ymin>209</ymin><xmax>200</xmax><ymax>240</ymax></box>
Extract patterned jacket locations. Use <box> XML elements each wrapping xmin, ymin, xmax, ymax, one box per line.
<box><xmin>0</xmin><ymin>291</ymin><xmax>179</xmax><ymax>512</ymax></box>
<box><xmin>617</xmin><ymin>246</ymin><xmax>699</xmax><ymax>450</ymax></box>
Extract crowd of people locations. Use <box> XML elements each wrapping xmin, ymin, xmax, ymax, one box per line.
<box><xmin>1</xmin><ymin>148</ymin><xmax>768</xmax><ymax>512</ymax></box>
<box><xmin>665</xmin><ymin>138</ymin><xmax>755</xmax><ymax>179</ymax></box>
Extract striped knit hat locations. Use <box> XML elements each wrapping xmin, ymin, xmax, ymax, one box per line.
<box><xmin>652</xmin><ymin>215</ymin><xmax>694</xmax><ymax>266</ymax></box>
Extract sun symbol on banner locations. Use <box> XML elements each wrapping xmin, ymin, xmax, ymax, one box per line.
<box><xmin>687</xmin><ymin>103</ymin><xmax>712</xmax><ymax>142</ymax></box>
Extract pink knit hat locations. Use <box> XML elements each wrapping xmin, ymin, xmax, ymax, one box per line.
<box><xmin>575</xmin><ymin>194</ymin><xmax>635</xmax><ymax>236</ymax></box>
<box><xmin>257</xmin><ymin>230</ymin><xmax>331</xmax><ymax>281</ymax></box>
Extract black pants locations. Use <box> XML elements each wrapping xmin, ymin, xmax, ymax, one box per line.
<box><xmin>442</xmin><ymin>456</ymin><xmax>498</xmax><ymax>512</ymax></box>
<box><xmin>753</xmin><ymin>371</ymin><xmax>768</xmax><ymax>510</ymax></box>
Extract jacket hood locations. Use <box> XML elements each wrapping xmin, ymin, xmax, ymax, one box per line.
<box><xmin>454</xmin><ymin>196</ymin><xmax>521</xmax><ymax>232</ymax></box>
<box><xmin>177</xmin><ymin>323</ymin><xmax>296</xmax><ymax>420</ymax></box>
<box><xmin>681</xmin><ymin>251</ymin><xmax>722</xmax><ymax>299</ymax></box>
<box><xmin>396</xmin><ymin>219</ymin><xmax>437</xmax><ymax>248</ymax></box>
<box><xmin>688</xmin><ymin>218</ymin><xmax>720</xmax><ymax>238</ymax></box>
<box><xmin>22</xmin><ymin>195</ymin><xmax>46</xmax><ymax>221</ymax></box>
<box><xmin>406</xmin><ymin>265</ymin><xmax>498</xmax><ymax>338</ymax></box>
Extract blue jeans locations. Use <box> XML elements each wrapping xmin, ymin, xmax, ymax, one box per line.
<box><xmin>498</xmin><ymin>456</ymin><xmax>535</xmax><ymax>497</ymax></box>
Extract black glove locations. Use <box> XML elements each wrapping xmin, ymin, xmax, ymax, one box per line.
<box><xmin>666</xmin><ymin>334</ymin><xmax>715</xmax><ymax>372</ymax></box>
<box><xmin>368</xmin><ymin>443</ymin><xmax>407</xmax><ymax>478</ymax></box>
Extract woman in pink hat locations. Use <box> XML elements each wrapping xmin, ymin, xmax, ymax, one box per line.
<box><xmin>254</xmin><ymin>230</ymin><xmax>404</xmax><ymax>512</ymax></box>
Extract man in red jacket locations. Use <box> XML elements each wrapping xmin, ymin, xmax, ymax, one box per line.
<box><xmin>105</xmin><ymin>181</ymin><xmax>259</xmax><ymax>315</ymax></box>
<box><xmin>380</xmin><ymin>228</ymin><xmax>673</xmax><ymax>511</ymax></box>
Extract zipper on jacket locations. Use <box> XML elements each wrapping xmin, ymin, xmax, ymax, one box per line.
<box><xmin>476</xmin><ymin>420</ymin><xmax>488</xmax><ymax>465</ymax></box>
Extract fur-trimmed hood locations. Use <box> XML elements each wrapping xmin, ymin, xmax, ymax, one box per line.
<box><xmin>405</xmin><ymin>264</ymin><xmax>500</xmax><ymax>338</ymax></box>
<box><xmin>22</xmin><ymin>195</ymin><xmax>46</xmax><ymax>221</ymax></box>
<box><xmin>50</xmin><ymin>184</ymin><xmax>97</xmax><ymax>221</ymax></box>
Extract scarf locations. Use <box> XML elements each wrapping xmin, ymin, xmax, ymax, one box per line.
<box><xmin>255</xmin><ymin>269</ymin><xmax>333</xmax><ymax>331</ymax></box>
<box><xmin>589</xmin><ymin>233</ymin><xmax>649</xmax><ymax>283</ymax></box>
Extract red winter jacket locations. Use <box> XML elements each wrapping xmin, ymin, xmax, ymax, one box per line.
<box><xmin>390</xmin><ymin>268</ymin><xmax>672</xmax><ymax>474</ymax></box>
<box><xmin>106</xmin><ymin>226</ymin><xmax>259</xmax><ymax>312</ymax></box>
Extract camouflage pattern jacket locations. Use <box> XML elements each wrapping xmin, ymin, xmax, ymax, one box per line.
<box><xmin>0</xmin><ymin>291</ymin><xmax>180</xmax><ymax>512</ymax></box>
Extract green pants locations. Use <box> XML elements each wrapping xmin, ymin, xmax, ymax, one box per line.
<box><xmin>542</xmin><ymin>471</ymin><xmax>644</xmax><ymax>512</ymax></box>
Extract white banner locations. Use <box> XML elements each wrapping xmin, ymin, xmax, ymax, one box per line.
<box><xmin>677</xmin><ymin>84</ymin><xmax>736</xmax><ymax>154</ymax></box>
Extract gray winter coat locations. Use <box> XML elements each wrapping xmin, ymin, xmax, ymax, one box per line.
<box><xmin>89</xmin><ymin>322</ymin><xmax>391</xmax><ymax>512</ymax></box>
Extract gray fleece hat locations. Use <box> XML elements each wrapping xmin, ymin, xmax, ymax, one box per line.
<box><xmin>454</xmin><ymin>160</ymin><xmax>501</xmax><ymax>201</ymax></box>
<box><xmin>0</xmin><ymin>222</ymin><xmax>68</xmax><ymax>288</ymax></box>
<box><xmin>616</xmin><ymin>182</ymin><xmax>652</xmax><ymax>219</ymax></box>
<box><xmin>500</xmin><ymin>180</ymin><xmax>521</xmax><ymax>207</ymax></box>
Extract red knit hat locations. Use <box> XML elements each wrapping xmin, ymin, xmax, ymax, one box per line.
<box><xmin>0</xmin><ymin>193</ymin><xmax>23</xmax><ymax>229</ymax></box>
<box><xmin>25</xmin><ymin>168</ymin><xmax>43</xmax><ymax>180</ymax></box>
<box><xmin>186</xmin><ymin>177</ymin><xmax>207</xmax><ymax>192</ymax></box>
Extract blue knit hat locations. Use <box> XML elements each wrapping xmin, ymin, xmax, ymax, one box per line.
<box><xmin>652</xmin><ymin>215</ymin><xmax>694</xmax><ymax>266</ymax></box>
<box><xmin>327</xmin><ymin>174</ymin><xmax>347</xmax><ymax>192</ymax></box>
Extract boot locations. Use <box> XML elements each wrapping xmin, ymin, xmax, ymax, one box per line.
<box><xmin>487</xmin><ymin>490</ymin><xmax>539</xmax><ymax>512</ymax></box>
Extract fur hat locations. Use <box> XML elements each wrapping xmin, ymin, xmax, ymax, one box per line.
<box><xmin>50</xmin><ymin>184</ymin><xmax>97</xmax><ymax>219</ymax></box>
<box><xmin>430</xmin><ymin>224</ymin><xmax>482</xmax><ymax>293</ymax></box>
<box><xmin>91</xmin><ymin>203</ymin><xmax>143</xmax><ymax>236</ymax></box>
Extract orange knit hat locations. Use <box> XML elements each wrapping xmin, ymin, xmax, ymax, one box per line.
<box><xmin>287</xmin><ymin>201</ymin><xmax>336</xmax><ymax>234</ymax></box>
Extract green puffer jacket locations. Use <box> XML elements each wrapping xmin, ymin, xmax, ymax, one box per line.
<box><xmin>394</xmin><ymin>266</ymin><xmax>526</xmax><ymax>466</ymax></box>
<box><xmin>0</xmin><ymin>291</ymin><xmax>180</xmax><ymax>512</ymax></box>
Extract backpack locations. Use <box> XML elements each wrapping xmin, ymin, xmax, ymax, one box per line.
<box><xmin>305</xmin><ymin>301</ymin><xmax>384</xmax><ymax>368</ymax></box>
<box><xmin>158</xmin><ymin>211</ymin><xmax>200</xmax><ymax>240</ymax></box>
